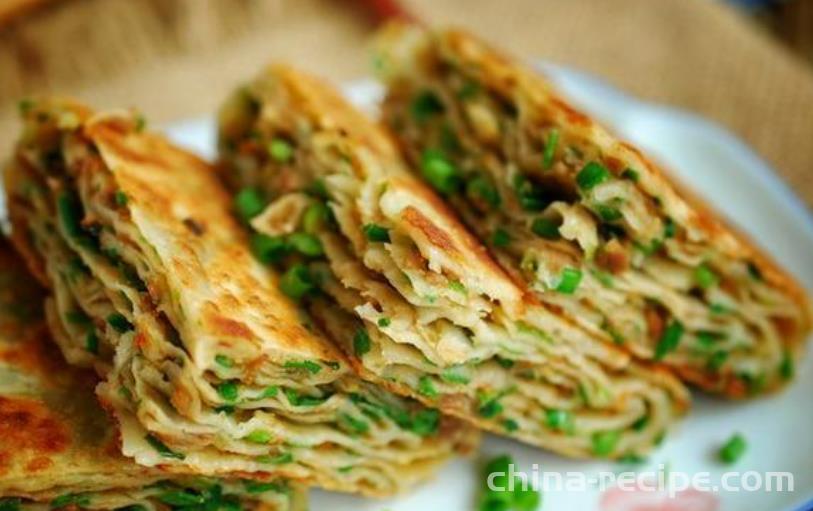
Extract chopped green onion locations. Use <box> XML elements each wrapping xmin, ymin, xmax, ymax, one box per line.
<box><xmin>214</xmin><ymin>405</ymin><xmax>234</xmax><ymax>415</ymax></box>
<box><xmin>466</xmin><ymin>175</ymin><xmax>501</xmax><ymax>209</ymax></box>
<box><xmin>410</xmin><ymin>90</ymin><xmax>444</xmax><ymax>121</ymax></box>
<box><xmin>268</xmin><ymin>138</ymin><xmax>294</xmax><ymax>162</ymax></box>
<box><xmin>440</xmin><ymin>366</ymin><xmax>470</xmax><ymax>384</ymax></box>
<box><xmin>306</xmin><ymin>178</ymin><xmax>329</xmax><ymax>199</ymax></box>
<box><xmin>244</xmin><ymin>429</ymin><xmax>273</xmax><ymax>444</ymax></box>
<box><xmin>491</xmin><ymin>228</ymin><xmax>510</xmax><ymax>248</ymax></box>
<box><xmin>576</xmin><ymin>161</ymin><xmax>611</xmax><ymax>191</ymax></box>
<box><xmin>420</xmin><ymin>149</ymin><xmax>461</xmax><ymax>194</ymax></box>
<box><xmin>114</xmin><ymin>190</ymin><xmax>128</xmax><ymax>207</ymax></box>
<box><xmin>217</xmin><ymin>381</ymin><xmax>239</xmax><ymax>402</ymax></box>
<box><xmin>654</xmin><ymin>320</ymin><xmax>684</xmax><ymax>360</ymax></box>
<box><xmin>215</xmin><ymin>354</ymin><xmax>233</xmax><ymax>368</ymax></box>
<box><xmin>542</xmin><ymin>128</ymin><xmax>559</xmax><ymax>169</ymax></box>
<box><xmin>339</xmin><ymin>413</ymin><xmax>369</xmax><ymax>435</ymax></box>
<box><xmin>709</xmin><ymin>302</ymin><xmax>731</xmax><ymax>315</ymax></box>
<box><xmin>250</xmin><ymin>233</ymin><xmax>287</xmax><ymax>265</ymax></box>
<box><xmin>0</xmin><ymin>497</ymin><xmax>21</xmax><ymax>511</ymax></box>
<box><xmin>145</xmin><ymin>434</ymin><xmax>185</xmax><ymax>460</ymax></box>
<box><xmin>157</xmin><ymin>491</ymin><xmax>204</xmax><ymax>507</ymax></box>
<box><xmin>531</xmin><ymin>217</ymin><xmax>560</xmax><ymax>239</ymax></box>
<box><xmin>259</xmin><ymin>386</ymin><xmax>279</xmax><ymax>399</ymax></box>
<box><xmin>696</xmin><ymin>330</ymin><xmax>725</xmax><ymax>348</ymax></box>
<box><xmin>592</xmin><ymin>430</ymin><xmax>620</xmax><ymax>457</ymax></box>
<box><xmin>478</xmin><ymin>398</ymin><xmax>503</xmax><ymax>418</ymax></box>
<box><xmin>302</xmin><ymin>202</ymin><xmax>329</xmax><ymax>234</ymax></box>
<box><xmin>503</xmin><ymin>418</ymin><xmax>519</xmax><ymax>432</ymax></box>
<box><xmin>287</xmin><ymin>232</ymin><xmax>324</xmax><ymax>257</ymax></box>
<box><xmin>134</xmin><ymin>115</ymin><xmax>146</xmax><ymax>133</ymax></box>
<box><xmin>747</xmin><ymin>261</ymin><xmax>763</xmax><ymax>281</ymax></box>
<box><xmin>377</xmin><ymin>317</ymin><xmax>391</xmax><ymax>327</ymax></box>
<box><xmin>17</xmin><ymin>98</ymin><xmax>34</xmax><ymax>115</ymax></box>
<box><xmin>417</xmin><ymin>376</ymin><xmax>438</xmax><ymax>398</ymax></box>
<box><xmin>363</xmin><ymin>223</ymin><xmax>391</xmax><ymax>242</ymax></box>
<box><xmin>243</xmin><ymin>481</ymin><xmax>285</xmax><ymax>494</ymax></box>
<box><xmin>409</xmin><ymin>409</ymin><xmax>440</xmax><ymax>436</ymax></box>
<box><xmin>591</xmin><ymin>269</ymin><xmax>614</xmax><ymax>288</ymax></box>
<box><xmin>595</xmin><ymin>204</ymin><xmax>623</xmax><ymax>222</ymax></box>
<box><xmin>631</xmin><ymin>415</ymin><xmax>649</xmax><ymax>432</ymax></box>
<box><xmin>353</xmin><ymin>328</ymin><xmax>371</xmax><ymax>356</ymax></box>
<box><xmin>284</xmin><ymin>360</ymin><xmax>321</xmax><ymax>374</ymax></box>
<box><xmin>545</xmin><ymin>409</ymin><xmax>574</xmax><ymax>434</ymax></box>
<box><xmin>234</xmin><ymin>187</ymin><xmax>266</xmax><ymax>221</ymax></box>
<box><xmin>457</xmin><ymin>81</ymin><xmax>480</xmax><ymax>100</ymax></box>
<box><xmin>780</xmin><ymin>351</ymin><xmax>795</xmax><ymax>380</ymax></box>
<box><xmin>707</xmin><ymin>350</ymin><xmax>728</xmax><ymax>371</ymax></box>
<box><xmin>85</xmin><ymin>331</ymin><xmax>99</xmax><ymax>354</ymax></box>
<box><xmin>283</xmin><ymin>388</ymin><xmax>328</xmax><ymax>407</ymax></box>
<box><xmin>106</xmin><ymin>313</ymin><xmax>133</xmax><ymax>333</ymax></box>
<box><xmin>555</xmin><ymin>267</ymin><xmax>582</xmax><ymax>294</ymax></box>
<box><xmin>448</xmin><ymin>280</ymin><xmax>467</xmax><ymax>294</ymax></box>
<box><xmin>257</xmin><ymin>452</ymin><xmax>293</xmax><ymax>465</ymax></box>
<box><xmin>57</xmin><ymin>193</ymin><xmax>86</xmax><ymax>240</ymax></box>
<box><xmin>279</xmin><ymin>264</ymin><xmax>315</xmax><ymax>299</ymax></box>
<box><xmin>663</xmin><ymin>217</ymin><xmax>676</xmax><ymax>238</ymax></box>
<box><xmin>621</xmin><ymin>168</ymin><xmax>640</xmax><ymax>182</ymax></box>
<box><xmin>513</xmin><ymin>175</ymin><xmax>548</xmax><ymax>211</ymax></box>
<box><xmin>694</xmin><ymin>263</ymin><xmax>719</xmax><ymax>289</ymax></box>
<box><xmin>718</xmin><ymin>433</ymin><xmax>746</xmax><ymax>464</ymax></box>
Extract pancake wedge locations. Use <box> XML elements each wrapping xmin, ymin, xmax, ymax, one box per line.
<box><xmin>216</xmin><ymin>65</ymin><xmax>689</xmax><ymax>459</ymax></box>
<box><xmin>0</xmin><ymin>241</ymin><xmax>305</xmax><ymax>511</ymax></box>
<box><xmin>4</xmin><ymin>99</ymin><xmax>475</xmax><ymax>497</ymax></box>
<box><xmin>374</xmin><ymin>23</ymin><xmax>812</xmax><ymax>397</ymax></box>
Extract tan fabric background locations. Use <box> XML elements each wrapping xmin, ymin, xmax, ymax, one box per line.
<box><xmin>1</xmin><ymin>0</ymin><xmax>811</xmax><ymax>206</ymax></box>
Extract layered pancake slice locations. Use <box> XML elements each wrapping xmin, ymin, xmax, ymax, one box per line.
<box><xmin>0</xmin><ymin>240</ymin><xmax>305</xmax><ymax>511</ymax></box>
<box><xmin>4</xmin><ymin>99</ymin><xmax>475</xmax><ymax>497</ymax></box>
<box><xmin>374</xmin><ymin>23</ymin><xmax>811</xmax><ymax>397</ymax></box>
<box><xmin>216</xmin><ymin>65</ymin><xmax>689</xmax><ymax>460</ymax></box>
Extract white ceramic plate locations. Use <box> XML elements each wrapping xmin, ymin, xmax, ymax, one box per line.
<box><xmin>162</xmin><ymin>66</ymin><xmax>813</xmax><ymax>511</ymax></box>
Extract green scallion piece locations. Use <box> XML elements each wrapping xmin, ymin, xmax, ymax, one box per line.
<box><xmin>513</xmin><ymin>175</ymin><xmax>548</xmax><ymax>211</ymax></box>
<box><xmin>592</xmin><ymin>430</ymin><xmax>621</xmax><ymax>457</ymax></box>
<box><xmin>654</xmin><ymin>320</ymin><xmax>684</xmax><ymax>360</ymax></box>
<box><xmin>85</xmin><ymin>331</ymin><xmax>99</xmax><ymax>354</ymax></box>
<box><xmin>478</xmin><ymin>399</ymin><xmax>503</xmax><ymax>418</ymax></box>
<box><xmin>283</xmin><ymin>360</ymin><xmax>321</xmax><ymax>374</ymax></box>
<box><xmin>576</xmin><ymin>161</ymin><xmax>611</xmax><ymax>191</ymax></box>
<box><xmin>542</xmin><ymin>128</ymin><xmax>559</xmax><ymax>169</ymax></box>
<box><xmin>707</xmin><ymin>350</ymin><xmax>729</xmax><ymax>371</ymax></box>
<box><xmin>51</xmin><ymin>493</ymin><xmax>91</xmax><ymax>509</ymax></box>
<box><xmin>217</xmin><ymin>381</ymin><xmax>239</xmax><ymax>402</ymax></box>
<box><xmin>420</xmin><ymin>149</ymin><xmax>460</xmax><ymax>194</ymax></box>
<box><xmin>114</xmin><ymin>190</ymin><xmax>128</xmax><ymax>207</ymax></box>
<box><xmin>779</xmin><ymin>351</ymin><xmax>794</xmax><ymax>380</ymax></box>
<box><xmin>663</xmin><ymin>217</ymin><xmax>676</xmax><ymax>238</ymax></box>
<box><xmin>157</xmin><ymin>491</ymin><xmax>203</xmax><ymax>507</ymax></box>
<box><xmin>363</xmin><ymin>223</ymin><xmax>391</xmax><ymax>243</ymax></box>
<box><xmin>409</xmin><ymin>409</ymin><xmax>440</xmax><ymax>436</ymax></box>
<box><xmin>694</xmin><ymin>263</ymin><xmax>719</xmax><ymax>289</ymax></box>
<box><xmin>268</xmin><ymin>138</ymin><xmax>294</xmax><ymax>162</ymax></box>
<box><xmin>302</xmin><ymin>202</ymin><xmax>329</xmax><ymax>234</ymax></box>
<box><xmin>106</xmin><ymin>313</ymin><xmax>133</xmax><ymax>334</ymax></box>
<box><xmin>145</xmin><ymin>434</ymin><xmax>185</xmax><ymax>460</ymax></box>
<box><xmin>466</xmin><ymin>175</ymin><xmax>501</xmax><ymax>209</ymax></box>
<box><xmin>410</xmin><ymin>90</ymin><xmax>444</xmax><ymax>122</ymax></box>
<box><xmin>491</xmin><ymin>228</ymin><xmax>510</xmax><ymax>248</ymax></box>
<box><xmin>339</xmin><ymin>413</ymin><xmax>369</xmax><ymax>435</ymax></box>
<box><xmin>621</xmin><ymin>168</ymin><xmax>640</xmax><ymax>182</ymax></box>
<box><xmin>531</xmin><ymin>217</ymin><xmax>560</xmax><ymax>239</ymax></box>
<box><xmin>457</xmin><ymin>81</ymin><xmax>480</xmax><ymax>100</ymax></box>
<box><xmin>234</xmin><ymin>187</ymin><xmax>266</xmax><ymax>221</ymax></box>
<box><xmin>503</xmin><ymin>419</ymin><xmax>519</xmax><ymax>432</ymax></box>
<box><xmin>377</xmin><ymin>317</ymin><xmax>391</xmax><ymax>327</ymax></box>
<box><xmin>440</xmin><ymin>366</ymin><xmax>470</xmax><ymax>384</ymax></box>
<box><xmin>215</xmin><ymin>354</ymin><xmax>233</xmax><ymax>368</ymax></box>
<box><xmin>417</xmin><ymin>376</ymin><xmax>438</xmax><ymax>398</ymax></box>
<box><xmin>555</xmin><ymin>267</ymin><xmax>582</xmax><ymax>294</ymax></box>
<box><xmin>250</xmin><ymin>233</ymin><xmax>288</xmax><ymax>265</ymax></box>
<box><xmin>279</xmin><ymin>264</ymin><xmax>315</xmax><ymax>299</ymax></box>
<box><xmin>545</xmin><ymin>409</ymin><xmax>574</xmax><ymax>433</ymax></box>
<box><xmin>244</xmin><ymin>429</ymin><xmax>273</xmax><ymax>444</ymax></box>
<box><xmin>287</xmin><ymin>232</ymin><xmax>324</xmax><ymax>257</ymax></box>
<box><xmin>353</xmin><ymin>328</ymin><xmax>371</xmax><ymax>356</ymax></box>
<box><xmin>718</xmin><ymin>433</ymin><xmax>746</xmax><ymax>464</ymax></box>
<box><xmin>284</xmin><ymin>388</ymin><xmax>328</xmax><ymax>407</ymax></box>
<box><xmin>595</xmin><ymin>204</ymin><xmax>623</xmax><ymax>222</ymax></box>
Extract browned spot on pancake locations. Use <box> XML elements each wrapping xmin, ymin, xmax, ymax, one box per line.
<box><xmin>604</xmin><ymin>156</ymin><xmax>625</xmax><ymax>174</ymax></box>
<box><xmin>0</xmin><ymin>452</ymin><xmax>10</xmax><ymax>475</ymax></box>
<box><xmin>0</xmin><ymin>397</ymin><xmax>70</xmax><ymax>456</ymax></box>
<box><xmin>134</xmin><ymin>331</ymin><xmax>149</xmax><ymax>350</ymax></box>
<box><xmin>550</xmin><ymin>98</ymin><xmax>590</xmax><ymax>126</ymax></box>
<box><xmin>401</xmin><ymin>206</ymin><xmax>457</xmax><ymax>254</ymax></box>
<box><xmin>595</xmin><ymin>240</ymin><xmax>629</xmax><ymax>274</ymax></box>
<box><xmin>772</xmin><ymin>316</ymin><xmax>797</xmax><ymax>340</ymax></box>
<box><xmin>171</xmin><ymin>385</ymin><xmax>193</xmax><ymax>416</ymax></box>
<box><xmin>645</xmin><ymin>305</ymin><xmax>665</xmax><ymax>343</ymax></box>
<box><xmin>208</xmin><ymin>312</ymin><xmax>254</xmax><ymax>340</ymax></box>
<box><xmin>25</xmin><ymin>455</ymin><xmax>52</xmax><ymax>472</ymax></box>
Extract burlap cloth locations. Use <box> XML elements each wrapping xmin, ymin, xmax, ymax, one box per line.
<box><xmin>1</xmin><ymin>0</ymin><xmax>811</xmax><ymax>206</ymax></box>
